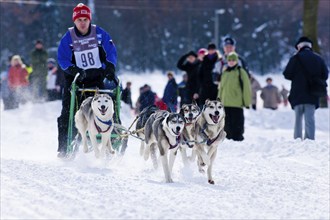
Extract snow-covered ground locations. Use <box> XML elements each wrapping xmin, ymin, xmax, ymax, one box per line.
<box><xmin>1</xmin><ymin>73</ymin><xmax>329</xmax><ymax>219</ymax></box>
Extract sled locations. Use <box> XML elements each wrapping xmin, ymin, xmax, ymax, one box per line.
<box><xmin>64</xmin><ymin>73</ymin><xmax>128</xmax><ymax>160</ymax></box>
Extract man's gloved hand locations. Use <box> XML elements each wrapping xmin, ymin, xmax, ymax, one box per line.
<box><xmin>104</xmin><ymin>62</ymin><xmax>116</xmax><ymax>81</ymax></box>
<box><xmin>68</xmin><ymin>66</ymin><xmax>86</xmax><ymax>82</ymax></box>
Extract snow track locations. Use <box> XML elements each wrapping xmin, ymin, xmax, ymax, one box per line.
<box><xmin>1</xmin><ymin>73</ymin><xmax>329</xmax><ymax>219</ymax></box>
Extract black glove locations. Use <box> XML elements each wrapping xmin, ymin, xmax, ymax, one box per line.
<box><xmin>104</xmin><ymin>62</ymin><xmax>116</xmax><ymax>81</ymax></box>
<box><xmin>68</xmin><ymin>66</ymin><xmax>86</xmax><ymax>82</ymax></box>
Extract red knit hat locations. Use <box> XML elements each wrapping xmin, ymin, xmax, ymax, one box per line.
<box><xmin>72</xmin><ymin>3</ymin><xmax>91</xmax><ymax>21</ymax></box>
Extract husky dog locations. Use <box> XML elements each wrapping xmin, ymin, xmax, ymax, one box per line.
<box><xmin>75</xmin><ymin>94</ymin><xmax>114</xmax><ymax>158</ymax></box>
<box><xmin>179</xmin><ymin>103</ymin><xmax>201</xmax><ymax>165</ymax></box>
<box><xmin>135</xmin><ymin>105</ymin><xmax>159</xmax><ymax>156</ymax></box>
<box><xmin>144</xmin><ymin>111</ymin><xmax>185</xmax><ymax>183</ymax></box>
<box><xmin>195</xmin><ymin>99</ymin><xmax>226</xmax><ymax>184</ymax></box>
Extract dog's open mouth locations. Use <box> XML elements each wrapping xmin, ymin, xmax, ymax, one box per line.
<box><xmin>172</xmin><ymin>129</ymin><xmax>181</xmax><ymax>136</ymax></box>
<box><xmin>209</xmin><ymin>114</ymin><xmax>220</xmax><ymax>123</ymax></box>
<box><xmin>98</xmin><ymin>107</ymin><xmax>108</xmax><ymax>115</ymax></box>
<box><xmin>185</xmin><ymin>117</ymin><xmax>193</xmax><ymax>123</ymax></box>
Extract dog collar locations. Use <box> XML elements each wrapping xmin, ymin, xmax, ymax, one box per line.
<box><xmin>94</xmin><ymin>117</ymin><xmax>112</xmax><ymax>134</ymax></box>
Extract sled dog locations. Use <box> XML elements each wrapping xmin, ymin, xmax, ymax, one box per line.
<box><xmin>135</xmin><ymin>105</ymin><xmax>159</xmax><ymax>156</ymax></box>
<box><xmin>144</xmin><ymin>111</ymin><xmax>185</xmax><ymax>183</ymax></box>
<box><xmin>195</xmin><ymin>99</ymin><xmax>226</xmax><ymax>184</ymax></box>
<box><xmin>179</xmin><ymin>103</ymin><xmax>201</xmax><ymax>165</ymax></box>
<box><xmin>75</xmin><ymin>94</ymin><xmax>114</xmax><ymax>158</ymax></box>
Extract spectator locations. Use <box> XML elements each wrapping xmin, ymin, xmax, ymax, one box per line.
<box><xmin>280</xmin><ymin>85</ymin><xmax>289</xmax><ymax>107</ymax></box>
<box><xmin>46</xmin><ymin>58</ymin><xmax>61</xmax><ymax>101</ymax></box>
<box><xmin>55</xmin><ymin>66</ymin><xmax>65</xmax><ymax>99</ymax></box>
<box><xmin>162</xmin><ymin>71</ymin><xmax>178</xmax><ymax>112</ymax></box>
<box><xmin>250</xmin><ymin>74</ymin><xmax>261</xmax><ymax>110</ymax></box>
<box><xmin>218</xmin><ymin>52</ymin><xmax>251</xmax><ymax>141</ymax></box>
<box><xmin>1</xmin><ymin>56</ymin><xmax>13</xmax><ymax>110</ymax></box>
<box><xmin>283</xmin><ymin>36</ymin><xmax>328</xmax><ymax>140</ymax></box>
<box><xmin>177</xmin><ymin>73</ymin><xmax>189</xmax><ymax>107</ymax></box>
<box><xmin>57</xmin><ymin>3</ymin><xmax>117</xmax><ymax>157</ymax></box>
<box><xmin>199</xmin><ymin>43</ymin><xmax>219</xmax><ymax>105</ymax></box>
<box><xmin>177</xmin><ymin>51</ymin><xmax>201</xmax><ymax>104</ymax></box>
<box><xmin>137</xmin><ymin>84</ymin><xmax>156</xmax><ymax>112</ymax></box>
<box><xmin>121</xmin><ymin>81</ymin><xmax>133</xmax><ymax>109</ymax></box>
<box><xmin>30</xmin><ymin>39</ymin><xmax>48</xmax><ymax>102</ymax></box>
<box><xmin>197</xmin><ymin>48</ymin><xmax>208</xmax><ymax>61</ymax></box>
<box><xmin>7</xmin><ymin>55</ymin><xmax>29</xmax><ymax>108</ymax></box>
<box><xmin>260</xmin><ymin>77</ymin><xmax>281</xmax><ymax>110</ymax></box>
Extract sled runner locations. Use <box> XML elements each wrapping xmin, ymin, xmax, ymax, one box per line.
<box><xmin>65</xmin><ymin>73</ymin><xmax>128</xmax><ymax>160</ymax></box>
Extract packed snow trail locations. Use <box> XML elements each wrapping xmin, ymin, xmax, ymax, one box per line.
<box><xmin>1</xmin><ymin>73</ymin><xmax>329</xmax><ymax>219</ymax></box>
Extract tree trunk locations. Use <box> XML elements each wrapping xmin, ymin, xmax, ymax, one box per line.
<box><xmin>303</xmin><ymin>0</ymin><xmax>320</xmax><ymax>53</ymax></box>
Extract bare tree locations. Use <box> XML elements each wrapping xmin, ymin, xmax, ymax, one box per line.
<box><xmin>303</xmin><ymin>0</ymin><xmax>320</xmax><ymax>53</ymax></box>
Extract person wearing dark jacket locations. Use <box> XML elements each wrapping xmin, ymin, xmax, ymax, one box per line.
<box><xmin>57</xmin><ymin>3</ymin><xmax>117</xmax><ymax>158</ymax></box>
<box><xmin>121</xmin><ymin>81</ymin><xmax>133</xmax><ymax>109</ymax></box>
<box><xmin>137</xmin><ymin>84</ymin><xmax>155</xmax><ymax>112</ymax></box>
<box><xmin>283</xmin><ymin>36</ymin><xmax>329</xmax><ymax>140</ymax></box>
<box><xmin>162</xmin><ymin>72</ymin><xmax>178</xmax><ymax>112</ymax></box>
<box><xmin>177</xmin><ymin>51</ymin><xmax>201</xmax><ymax>104</ymax></box>
<box><xmin>178</xmin><ymin>73</ymin><xmax>189</xmax><ymax>107</ymax></box>
<box><xmin>199</xmin><ymin>43</ymin><xmax>219</xmax><ymax>105</ymax></box>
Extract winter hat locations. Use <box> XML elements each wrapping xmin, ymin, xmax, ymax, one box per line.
<box><xmin>198</xmin><ymin>48</ymin><xmax>208</xmax><ymax>55</ymax></box>
<box><xmin>207</xmin><ymin>43</ymin><xmax>216</xmax><ymax>50</ymax></box>
<box><xmin>72</xmin><ymin>3</ymin><xmax>91</xmax><ymax>22</ymax></box>
<box><xmin>187</xmin><ymin>51</ymin><xmax>197</xmax><ymax>58</ymax></box>
<box><xmin>223</xmin><ymin>37</ymin><xmax>236</xmax><ymax>46</ymax></box>
<box><xmin>295</xmin><ymin>36</ymin><xmax>313</xmax><ymax>49</ymax></box>
<box><xmin>47</xmin><ymin>58</ymin><xmax>56</xmax><ymax>65</ymax></box>
<box><xmin>34</xmin><ymin>39</ymin><xmax>43</xmax><ymax>45</ymax></box>
<box><xmin>227</xmin><ymin>52</ymin><xmax>238</xmax><ymax>61</ymax></box>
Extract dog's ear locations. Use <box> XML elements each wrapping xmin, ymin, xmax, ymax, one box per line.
<box><xmin>192</xmin><ymin>100</ymin><xmax>197</xmax><ymax>105</ymax></box>
<box><xmin>205</xmin><ymin>99</ymin><xmax>210</xmax><ymax>105</ymax></box>
<box><xmin>216</xmin><ymin>97</ymin><xmax>221</xmax><ymax>102</ymax></box>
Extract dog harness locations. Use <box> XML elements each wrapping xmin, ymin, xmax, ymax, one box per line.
<box><xmin>94</xmin><ymin>116</ymin><xmax>113</xmax><ymax>133</ymax></box>
<box><xmin>166</xmin><ymin>135</ymin><xmax>181</xmax><ymax>150</ymax></box>
<box><xmin>201</xmin><ymin>123</ymin><xmax>222</xmax><ymax>146</ymax></box>
<box><xmin>182</xmin><ymin>135</ymin><xmax>194</xmax><ymax>148</ymax></box>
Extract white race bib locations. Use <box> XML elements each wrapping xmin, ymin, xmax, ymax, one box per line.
<box><xmin>74</xmin><ymin>47</ymin><xmax>102</xmax><ymax>70</ymax></box>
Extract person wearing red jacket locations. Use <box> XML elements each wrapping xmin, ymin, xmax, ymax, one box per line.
<box><xmin>7</xmin><ymin>55</ymin><xmax>29</xmax><ymax>108</ymax></box>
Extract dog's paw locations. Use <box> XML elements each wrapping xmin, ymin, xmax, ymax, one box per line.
<box><xmin>199</xmin><ymin>168</ymin><xmax>205</xmax><ymax>173</ymax></box>
<box><xmin>166</xmin><ymin>178</ymin><xmax>174</xmax><ymax>183</ymax></box>
<box><xmin>208</xmin><ymin>179</ymin><xmax>215</xmax><ymax>184</ymax></box>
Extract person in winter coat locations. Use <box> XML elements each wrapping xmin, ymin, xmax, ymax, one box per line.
<box><xmin>250</xmin><ymin>74</ymin><xmax>261</xmax><ymax>110</ymax></box>
<box><xmin>7</xmin><ymin>55</ymin><xmax>29</xmax><ymax>108</ymax></box>
<box><xmin>56</xmin><ymin>3</ymin><xmax>117</xmax><ymax>158</ymax></box>
<box><xmin>30</xmin><ymin>39</ymin><xmax>48</xmax><ymax>101</ymax></box>
<box><xmin>177</xmin><ymin>51</ymin><xmax>201</xmax><ymax>104</ymax></box>
<box><xmin>199</xmin><ymin>43</ymin><xmax>219</xmax><ymax>106</ymax></box>
<box><xmin>137</xmin><ymin>84</ymin><xmax>156</xmax><ymax>112</ymax></box>
<box><xmin>283</xmin><ymin>36</ymin><xmax>328</xmax><ymax>140</ymax></box>
<box><xmin>46</xmin><ymin>58</ymin><xmax>61</xmax><ymax>101</ymax></box>
<box><xmin>1</xmin><ymin>56</ymin><xmax>13</xmax><ymax>110</ymax></box>
<box><xmin>178</xmin><ymin>73</ymin><xmax>190</xmax><ymax>107</ymax></box>
<box><xmin>162</xmin><ymin>71</ymin><xmax>178</xmax><ymax>112</ymax></box>
<box><xmin>260</xmin><ymin>77</ymin><xmax>281</xmax><ymax>110</ymax></box>
<box><xmin>218</xmin><ymin>52</ymin><xmax>251</xmax><ymax>141</ymax></box>
<box><xmin>121</xmin><ymin>81</ymin><xmax>133</xmax><ymax>109</ymax></box>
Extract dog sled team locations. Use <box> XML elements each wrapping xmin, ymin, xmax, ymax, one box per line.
<box><xmin>74</xmin><ymin>94</ymin><xmax>226</xmax><ymax>185</ymax></box>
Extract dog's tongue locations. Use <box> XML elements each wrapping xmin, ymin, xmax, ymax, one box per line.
<box><xmin>212</xmin><ymin>115</ymin><xmax>220</xmax><ymax>123</ymax></box>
